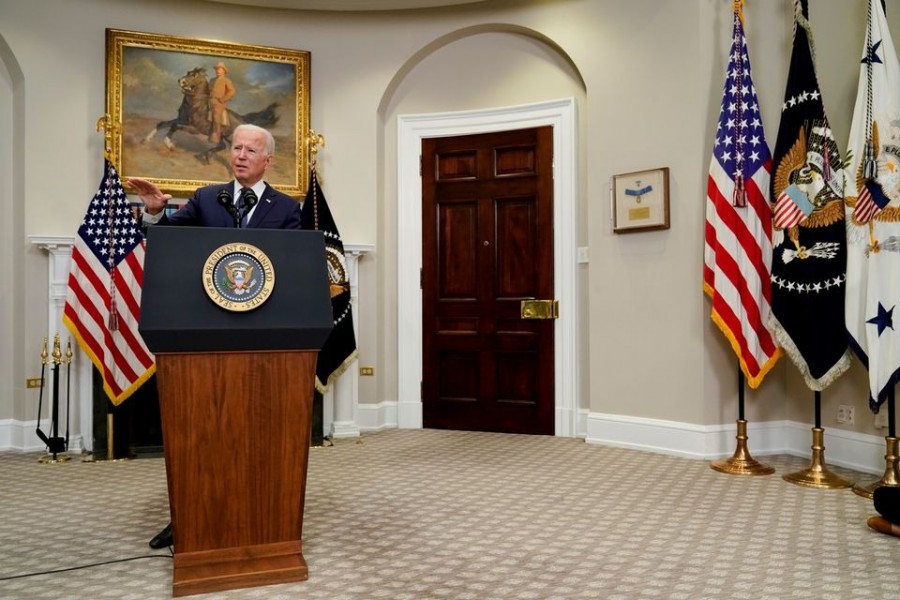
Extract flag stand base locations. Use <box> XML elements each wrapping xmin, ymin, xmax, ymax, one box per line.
<box><xmin>38</xmin><ymin>453</ymin><xmax>72</xmax><ymax>464</ymax></box>
<box><xmin>853</xmin><ymin>436</ymin><xmax>900</xmax><ymax>499</ymax></box>
<box><xmin>710</xmin><ymin>419</ymin><xmax>774</xmax><ymax>476</ymax></box>
<box><xmin>783</xmin><ymin>427</ymin><xmax>853</xmax><ymax>489</ymax></box>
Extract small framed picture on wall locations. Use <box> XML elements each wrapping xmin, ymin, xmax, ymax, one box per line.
<box><xmin>611</xmin><ymin>167</ymin><xmax>670</xmax><ymax>233</ymax></box>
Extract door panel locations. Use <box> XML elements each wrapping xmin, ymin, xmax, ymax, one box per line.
<box><xmin>422</xmin><ymin>126</ymin><xmax>554</xmax><ymax>435</ymax></box>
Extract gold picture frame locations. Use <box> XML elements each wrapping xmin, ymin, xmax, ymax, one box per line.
<box><xmin>106</xmin><ymin>28</ymin><xmax>310</xmax><ymax>198</ymax></box>
<box><xmin>612</xmin><ymin>167</ymin><xmax>670</xmax><ymax>233</ymax></box>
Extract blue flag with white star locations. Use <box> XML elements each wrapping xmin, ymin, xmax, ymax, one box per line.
<box><xmin>769</xmin><ymin>0</ymin><xmax>849</xmax><ymax>391</ymax></box>
<box><xmin>845</xmin><ymin>0</ymin><xmax>900</xmax><ymax>411</ymax></box>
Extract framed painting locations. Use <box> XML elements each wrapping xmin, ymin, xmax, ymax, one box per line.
<box><xmin>105</xmin><ymin>29</ymin><xmax>311</xmax><ymax>198</ymax></box>
<box><xmin>611</xmin><ymin>167</ymin><xmax>670</xmax><ymax>233</ymax></box>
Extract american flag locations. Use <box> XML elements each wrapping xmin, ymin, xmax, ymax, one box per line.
<box><xmin>772</xmin><ymin>185</ymin><xmax>814</xmax><ymax>229</ymax></box>
<box><xmin>853</xmin><ymin>179</ymin><xmax>890</xmax><ymax>224</ymax></box>
<box><xmin>63</xmin><ymin>160</ymin><xmax>155</xmax><ymax>405</ymax></box>
<box><xmin>703</xmin><ymin>3</ymin><xmax>781</xmax><ymax>388</ymax></box>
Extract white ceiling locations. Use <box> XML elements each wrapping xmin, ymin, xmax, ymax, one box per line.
<box><xmin>204</xmin><ymin>0</ymin><xmax>489</xmax><ymax>11</ymax></box>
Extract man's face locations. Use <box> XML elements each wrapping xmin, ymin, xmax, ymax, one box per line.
<box><xmin>230</xmin><ymin>129</ymin><xmax>271</xmax><ymax>186</ymax></box>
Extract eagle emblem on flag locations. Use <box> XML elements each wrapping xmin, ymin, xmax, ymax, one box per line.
<box><xmin>845</xmin><ymin>0</ymin><xmax>900</xmax><ymax>410</ymax></box>
<box><xmin>768</xmin><ymin>0</ymin><xmax>849</xmax><ymax>390</ymax></box>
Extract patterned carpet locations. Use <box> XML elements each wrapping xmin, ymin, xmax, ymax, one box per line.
<box><xmin>0</xmin><ymin>429</ymin><xmax>898</xmax><ymax>600</ymax></box>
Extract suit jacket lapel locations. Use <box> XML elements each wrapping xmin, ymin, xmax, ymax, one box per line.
<box><xmin>245</xmin><ymin>184</ymin><xmax>276</xmax><ymax>228</ymax></box>
<box><xmin>214</xmin><ymin>183</ymin><xmax>236</xmax><ymax>226</ymax></box>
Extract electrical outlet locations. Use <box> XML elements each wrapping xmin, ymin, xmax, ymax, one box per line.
<box><xmin>875</xmin><ymin>411</ymin><xmax>889</xmax><ymax>429</ymax></box>
<box><xmin>836</xmin><ymin>404</ymin><xmax>855</xmax><ymax>425</ymax></box>
<box><xmin>359</xmin><ymin>366</ymin><xmax>375</xmax><ymax>376</ymax></box>
<box><xmin>26</xmin><ymin>377</ymin><xmax>43</xmax><ymax>389</ymax></box>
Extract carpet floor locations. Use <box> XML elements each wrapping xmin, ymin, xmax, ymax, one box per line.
<box><xmin>0</xmin><ymin>429</ymin><xmax>898</xmax><ymax>599</ymax></box>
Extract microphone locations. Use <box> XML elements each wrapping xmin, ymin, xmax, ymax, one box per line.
<box><xmin>240</xmin><ymin>187</ymin><xmax>258</xmax><ymax>209</ymax></box>
<box><xmin>217</xmin><ymin>188</ymin><xmax>239</xmax><ymax>227</ymax></box>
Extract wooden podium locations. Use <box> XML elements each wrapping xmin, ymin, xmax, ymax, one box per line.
<box><xmin>140</xmin><ymin>227</ymin><xmax>333</xmax><ymax>597</ymax></box>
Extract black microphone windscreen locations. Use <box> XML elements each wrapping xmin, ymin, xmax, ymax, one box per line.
<box><xmin>217</xmin><ymin>188</ymin><xmax>232</xmax><ymax>206</ymax></box>
<box><xmin>241</xmin><ymin>187</ymin><xmax>258</xmax><ymax>209</ymax></box>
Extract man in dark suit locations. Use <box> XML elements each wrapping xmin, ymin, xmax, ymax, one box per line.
<box><xmin>127</xmin><ymin>123</ymin><xmax>301</xmax><ymax>549</ymax></box>
<box><xmin>128</xmin><ymin>123</ymin><xmax>301</xmax><ymax>230</ymax></box>
<box><xmin>868</xmin><ymin>486</ymin><xmax>900</xmax><ymax>538</ymax></box>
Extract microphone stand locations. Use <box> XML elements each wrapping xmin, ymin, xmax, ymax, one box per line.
<box><xmin>217</xmin><ymin>189</ymin><xmax>240</xmax><ymax>228</ymax></box>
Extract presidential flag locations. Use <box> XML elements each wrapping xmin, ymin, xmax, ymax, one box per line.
<box><xmin>703</xmin><ymin>1</ymin><xmax>781</xmax><ymax>388</ymax></box>
<box><xmin>301</xmin><ymin>168</ymin><xmax>358</xmax><ymax>393</ymax></box>
<box><xmin>63</xmin><ymin>160</ymin><xmax>155</xmax><ymax>405</ymax></box>
<box><xmin>769</xmin><ymin>0</ymin><xmax>849</xmax><ymax>391</ymax></box>
<box><xmin>845</xmin><ymin>0</ymin><xmax>900</xmax><ymax>412</ymax></box>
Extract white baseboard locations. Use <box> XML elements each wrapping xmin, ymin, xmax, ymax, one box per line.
<box><xmin>585</xmin><ymin>412</ymin><xmax>888</xmax><ymax>475</ymax></box>
<box><xmin>358</xmin><ymin>401</ymin><xmax>398</xmax><ymax>432</ymax></box>
<box><xmin>0</xmin><ymin>419</ymin><xmax>84</xmax><ymax>454</ymax></box>
<box><xmin>5</xmin><ymin>408</ymin><xmax>886</xmax><ymax>476</ymax></box>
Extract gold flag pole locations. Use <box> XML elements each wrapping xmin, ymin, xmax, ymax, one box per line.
<box><xmin>82</xmin><ymin>115</ymin><xmax>125</xmax><ymax>463</ymax></box>
<box><xmin>711</xmin><ymin>369</ymin><xmax>774</xmax><ymax>475</ymax></box>
<box><xmin>304</xmin><ymin>128</ymin><xmax>336</xmax><ymax>449</ymax></box>
<box><xmin>783</xmin><ymin>391</ymin><xmax>853</xmax><ymax>489</ymax></box>
<box><xmin>854</xmin><ymin>389</ymin><xmax>900</xmax><ymax>498</ymax></box>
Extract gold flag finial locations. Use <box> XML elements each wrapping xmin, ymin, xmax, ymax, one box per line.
<box><xmin>96</xmin><ymin>114</ymin><xmax>115</xmax><ymax>162</ymax></box>
<box><xmin>308</xmin><ymin>129</ymin><xmax>325</xmax><ymax>166</ymax></box>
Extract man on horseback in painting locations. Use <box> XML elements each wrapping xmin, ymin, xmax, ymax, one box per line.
<box><xmin>209</xmin><ymin>61</ymin><xmax>236</xmax><ymax>145</ymax></box>
<box><xmin>142</xmin><ymin>64</ymin><xmax>278</xmax><ymax>167</ymax></box>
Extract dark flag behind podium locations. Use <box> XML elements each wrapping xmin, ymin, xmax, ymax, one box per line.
<box><xmin>301</xmin><ymin>168</ymin><xmax>358</xmax><ymax>392</ymax></box>
<box><xmin>63</xmin><ymin>159</ymin><xmax>155</xmax><ymax>405</ymax></box>
<box><xmin>769</xmin><ymin>0</ymin><xmax>849</xmax><ymax>390</ymax></box>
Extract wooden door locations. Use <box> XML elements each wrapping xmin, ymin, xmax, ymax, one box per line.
<box><xmin>421</xmin><ymin>126</ymin><xmax>554</xmax><ymax>435</ymax></box>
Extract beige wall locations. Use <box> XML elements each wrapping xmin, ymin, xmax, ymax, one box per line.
<box><xmin>0</xmin><ymin>0</ymin><xmax>892</xmax><ymax>440</ymax></box>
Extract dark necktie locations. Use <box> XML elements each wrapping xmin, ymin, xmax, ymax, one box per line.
<box><xmin>238</xmin><ymin>187</ymin><xmax>257</xmax><ymax>227</ymax></box>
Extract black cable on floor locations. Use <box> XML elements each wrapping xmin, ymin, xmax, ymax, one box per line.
<box><xmin>0</xmin><ymin>553</ymin><xmax>173</xmax><ymax>581</ymax></box>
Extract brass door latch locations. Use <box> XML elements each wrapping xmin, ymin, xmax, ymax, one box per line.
<box><xmin>520</xmin><ymin>299</ymin><xmax>559</xmax><ymax>319</ymax></box>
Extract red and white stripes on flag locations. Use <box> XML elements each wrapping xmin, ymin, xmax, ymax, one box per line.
<box><xmin>703</xmin><ymin>2</ymin><xmax>782</xmax><ymax>388</ymax></box>
<box><xmin>63</xmin><ymin>160</ymin><xmax>155</xmax><ymax>405</ymax></box>
<box><xmin>772</xmin><ymin>185</ymin><xmax>814</xmax><ymax>229</ymax></box>
<box><xmin>853</xmin><ymin>180</ymin><xmax>890</xmax><ymax>224</ymax></box>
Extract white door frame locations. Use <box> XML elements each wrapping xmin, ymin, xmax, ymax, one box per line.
<box><xmin>396</xmin><ymin>97</ymin><xmax>579</xmax><ymax>436</ymax></box>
